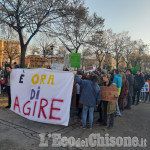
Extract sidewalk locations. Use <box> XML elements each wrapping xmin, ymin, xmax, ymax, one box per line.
<box><xmin>0</xmin><ymin>92</ymin><xmax>8</xmax><ymax>107</ymax></box>
<box><xmin>0</xmin><ymin>102</ymin><xmax>149</xmax><ymax>150</ymax></box>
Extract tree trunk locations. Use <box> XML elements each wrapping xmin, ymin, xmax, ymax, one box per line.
<box><xmin>98</xmin><ymin>61</ymin><xmax>101</xmax><ymax>69</ymax></box>
<box><xmin>127</xmin><ymin>62</ymin><xmax>129</xmax><ymax>68</ymax></box>
<box><xmin>9</xmin><ymin>58</ymin><xmax>12</xmax><ymax>66</ymax></box>
<box><xmin>116</xmin><ymin>62</ymin><xmax>119</xmax><ymax>70</ymax></box>
<box><xmin>20</xmin><ymin>47</ymin><xmax>26</xmax><ymax>68</ymax></box>
<box><xmin>82</xmin><ymin>57</ymin><xmax>84</xmax><ymax>69</ymax></box>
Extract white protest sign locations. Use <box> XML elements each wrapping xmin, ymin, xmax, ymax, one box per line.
<box><xmin>10</xmin><ymin>68</ymin><xmax>74</xmax><ymax>126</ymax></box>
<box><xmin>141</xmin><ymin>82</ymin><xmax>149</xmax><ymax>92</ymax></box>
<box><xmin>51</xmin><ymin>63</ymin><xmax>64</xmax><ymax>71</ymax></box>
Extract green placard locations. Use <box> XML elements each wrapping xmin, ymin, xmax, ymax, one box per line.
<box><xmin>70</xmin><ymin>53</ymin><xmax>81</xmax><ymax>68</ymax></box>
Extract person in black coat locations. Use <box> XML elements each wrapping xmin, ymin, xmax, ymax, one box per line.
<box><xmin>125</xmin><ymin>69</ymin><xmax>134</xmax><ymax>109</ymax></box>
<box><xmin>133</xmin><ymin>70</ymin><xmax>145</xmax><ymax>105</ymax></box>
<box><xmin>2</xmin><ymin>64</ymin><xmax>12</xmax><ymax>108</ymax></box>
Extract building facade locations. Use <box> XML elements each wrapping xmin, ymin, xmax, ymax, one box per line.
<box><xmin>25</xmin><ymin>55</ymin><xmax>99</xmax><ymax>69</ymax></box>
<box><xmin>0</xmin><ymin>40</ymin><xmax>20</xmax><ymax>69</ymax></box>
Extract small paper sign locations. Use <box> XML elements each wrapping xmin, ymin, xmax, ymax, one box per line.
<box><xmin>141</xmin><ymin>82</ymin><xmax>149</xmax><ymax>92</ymax></box>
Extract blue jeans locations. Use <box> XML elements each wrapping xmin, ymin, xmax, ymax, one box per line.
<box><xmin>116</xmin><ymin>102</ymin><xmax>121</xmax><ymax>116</ymax></box>
<box><xmin>82</xmin><ymin>105</ymin><xmax>94</xmax><ymax>127</ymax></box>
<box><xmin>140</xmin><ymin>92</ymin><xmax>146</xmax><ymax>100</ymax></box>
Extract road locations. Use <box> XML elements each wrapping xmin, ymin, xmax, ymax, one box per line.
<box><xmin>0</xmin><ymin>101</ymin><xmax>149</xmax><ymax>150</ymax></box>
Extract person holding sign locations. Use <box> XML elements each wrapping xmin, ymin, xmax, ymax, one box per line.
<box><xmin>144</xmin><ymin>77</ymin><xmax>150</xmax><ymax>103</ymax></box>
<box><xmin>74</xmin><ymin>72</ymin><xmax>101</xmax><ymax>129</ymax></box>
<box><xmin>100</xmin><ymin>74</ymin><xmax>118</xmax><ymax>129</ymax></box>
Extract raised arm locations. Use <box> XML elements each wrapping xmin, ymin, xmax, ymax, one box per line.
<box><xmin>74</xmin><ymin>75</ymin><xmax>86</xmax><ymax>87</ymax></box>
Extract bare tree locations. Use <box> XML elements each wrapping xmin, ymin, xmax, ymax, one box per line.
<box><xmin>103</xmin><ymin>53</ymin><xmax>113</xmax><ymax>70</ymax></box>
<box><xmin>130</xmin><ymin>39</ymin><xmax>149</xmax><ymax>70</ymax></box>
<box><xmin>81</xmin><ymin>48</ymin><xmax>93</xmax><ymax>68</ymax></box>
<box><xmin>141</xmin><ymin>54</ymin><xmax>150</xmax><ymax>71</ymax></box>
<box><xmin>53</xmin><ymin>0</ymin><xmax>104</xmax><ymax>53</ymax></box>
<box><xmin>88</xmin><ymin>29</ymin><xmax>113</xmax><ymax>69</ymax></box>
<box><xmin>123</xmin><ymin>40</ymin><xmax>135</xmax><ymax>68</ymax></box>
<box><xmin>0</xmin><ymin>0</ymin><xmax>81</xmax><ymax>67</ymax></box>
<box><xmin>33</xmin><ymin>33</ymin><xmax>56</xmax><ymax>57</ymax></box>
<box><xmin>56</xmin><ymin>46</ymin><xmax>67</xmax><ymax>57</ymax></box>
<box><xmin>111</xmin><ymin>32</ymin><xmax>130</xmax><ymax>69</ymax></box>
<box><xmin>29</xmin><ymin>45</ymin><xmax>40</xmax><ymax>55</ymax></box>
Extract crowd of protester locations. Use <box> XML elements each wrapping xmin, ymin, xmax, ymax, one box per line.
<box><xmin>73</xmin><ymin>68</ymin><xmax>149</xmax><ymax>130</ymax></box>
<box><xmin>0</xmin><ymin>62</ymin><xmax>149</xmax><ymax>130</ymax></box>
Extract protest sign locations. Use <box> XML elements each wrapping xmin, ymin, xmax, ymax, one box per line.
<box><xmin>141</xmin><ymin>82</ymin><xmax>149</xmax><ymax>92</ymax></box>
<box><xmin>85</xmin><ymin>65</ymin><xmax>93</xmax><ymax>71</ymax></box>
<box><xmin>10</xmin><ymin>68</ymin><xmax>74</xmax><ymax>126</ymax></box>
<box><xmin>70</xmin><ymin>53</ymin><xmax>81</xmax><ymax>68</ymax></box>
<box><xmin>51</xmin><ymin>63</ymin><xmax>64</xmax><ymax>71</ymax></box>
<box><xmin>84</xmin><ymin>62</ymin><xmax>93</xmax><ymax>71</ymax></box>
<box><xmin>100</xmin><ymin>86</ymin><xmax>118</xmax><ymax>102</ymax></box>
<box><xmin>64</xmin><ymin>54</ymin><xmax>70</xmax><ymax>69</ymax></box>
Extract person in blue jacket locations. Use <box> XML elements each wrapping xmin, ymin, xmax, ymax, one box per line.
<box><xmin>113</xmin><ymin>70</ymin><xmax>122</xmax><ymax>91</ymax></box>
<box><xmin>113</xmin><ymin>69</ymin><xmax>122</xmax><ymax>116</ymax></box>
<box><xmin>74</xmin><ymin>72</ymin><xmax>101</xmax><ymax>129</ymax></box>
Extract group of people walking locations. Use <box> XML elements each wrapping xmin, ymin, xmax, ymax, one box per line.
<box><xmin>73</xmin><ymin>68</ymin><xmax>146</xmax><ymax>130</ymax></box>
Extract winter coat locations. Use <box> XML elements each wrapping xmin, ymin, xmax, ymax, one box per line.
<box><xmin>74</xmin><ymin>75</ymin><xmax>101</xmax><ymax>107</ymax></box>
<box><xmin>4</xmin><ymin>72</ymin><xmax>10</xmax><ymax>86</ymax></box>
<box><xmin>135</xmin><ymin>74</ymin><xmax>145</xmax><ymax>90</ymax></box>
<box><xmin>120</xmin><ymin>80</ymin><xmax>129</xmax><ymax>99</ymax></box>
<box><xmin>107</xmin><ymin>101</ymin><xmax>118</xmax><ymax>115</ymax></box>
<box><xmin>101</xmin><ymin>83</ymin><xmax>117</xmax><ymax>114</ymax></box>
<box><xmin>126</xmin><ymin>74</ymin><xmax>134</xmax><ymax>96</ymax></box>
<box><xmin>113</xmin><ymin>74</ymin><xmax>122</xmax><ymax>88</ymax></box>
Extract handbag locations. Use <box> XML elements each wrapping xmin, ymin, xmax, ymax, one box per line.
<box><xmin>0</xmin><ymin>78</ymin><xmax>6</xmax><ymax>85</ymax></box>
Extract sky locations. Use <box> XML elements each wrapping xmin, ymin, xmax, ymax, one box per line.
<box><xmin>85</xmin><ymin>0</ymin><xmax>150</xmax><ymax>45</ymax></box>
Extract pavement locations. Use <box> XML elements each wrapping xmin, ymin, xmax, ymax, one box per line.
<box><xmin>0</xmin><ymin>97</ymin><xmax>149</xmax><ymax>150</ymax></box>
<box><xmin>0</xmin><ymin>92</ymin><xmax>8</xmax><ymax>107</ymax></box>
